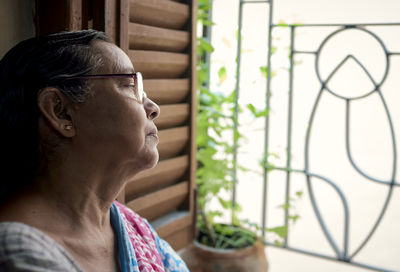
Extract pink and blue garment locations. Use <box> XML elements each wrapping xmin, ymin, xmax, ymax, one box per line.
<box><xmin>111</xmin><ymin>201</ymin><xmax>189</xmax><ymax>272</ymax></box>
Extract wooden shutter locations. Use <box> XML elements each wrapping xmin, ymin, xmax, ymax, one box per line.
<box><xmin>123</xmin><ymin>0</ymin><xmax>197</xmax><ymax>250</ymax></box>
<box><xmin>36</xmin><ymin>0</ymin><xmax>197</xmax><ymax>250</ymax></box>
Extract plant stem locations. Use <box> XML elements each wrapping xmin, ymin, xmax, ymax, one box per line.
<box><xmin>200</xmin><ymin>209</ymin><xmax>217</xmax><ymax>246</ymax></box>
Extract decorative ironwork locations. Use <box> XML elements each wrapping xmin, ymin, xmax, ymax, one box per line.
<box><xmin>232</xmin><ymin>0</ymin><xmax>400</xmax><ymax>271</ymax></box>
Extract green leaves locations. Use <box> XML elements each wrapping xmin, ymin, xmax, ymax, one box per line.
<box><xmin>218</xmin><ymin>66</ymin><xmax>227</xmax><ymax>84</ymax></box>
<box><xmin>295</xmin><ymin>190</ymin><xmax>303</xmax><ymax>198</ymax></box>
<box><xmin>198</xmin><ymin>0</ymin><xmax>214</xmax><ymax>26</ymax></box>
<box><xmin>196</xmin><ymin>0</ymin><xmax>304</xmax><ymax>250</ymax></box>
<box><xmin>218</xmin><ymin>197</ymin><xmax>232</xmax><ymax>209</ymax></box>
<box><xmin>276</xmin><ymin>22</ymin><xmax>290</xmax><ymax>27</ymax></box>
<box><xmin>258</xmin><ymin>154</ymin><xmax>276</xmax><ymax>172</ymax></box>
<box><xmin>198</xmin><ymin>38</ymin><xmax>214</xmax><ymax>55</ymax></box>
<box><xmin>260</xmin><ymin>66</ymin><xmax>268</xmax><ymax>77</ymax></box>
<box><xmin>246</xmin><ymin>103</ymin><xmax>269</xmax><ymax>118</ymax></box>
<box><xmin>259</xmin><ymin>66</ymin><xmax>276</xmax><ymax>78</ymax></box>
<box><xmin>267</xmin><ymin>225</ymin><xmax>288</xmax><ymax>239</ymax></box>
<box><xmin>287</xmin><ymin>214</ymin><xmax>300</xmax><ymax>223</ymax></box>
<box><xmin>276</xmin><ymin>20</ymin><xmax>304</xmax><ymax>28</ymax></box>
<box><xmin>198</xmin><ymin>223</ymin><xmax>257</xmax><ymax>249</ymax></box>
<box><xmin>277</xmin><ymin>203</ymin><xmax>291</xmax><ymax>211</ymax></box>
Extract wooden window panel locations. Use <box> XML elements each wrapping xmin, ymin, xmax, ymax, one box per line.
<box><xmin>126</xmin><ymin>0</ymin><xmax>197</xmax><ymax>250</ymax></box>
<box><xmin>144</xmin><ymin>79</ymin><xmax>190</xmax><ymax>105</ymax></box>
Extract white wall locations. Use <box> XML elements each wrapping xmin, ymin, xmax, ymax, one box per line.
<box><xmin>209</xmin><ymin>0</ymin><xmax>400</xmax><ymax>271</ymax></box>
<box><xmin>0</xmin><ymin>0</ymin><xmax>35</xmax><ymax>58</ymax></box>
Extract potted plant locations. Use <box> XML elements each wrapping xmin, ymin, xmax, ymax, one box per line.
<box><xmin>179</xmin><ymin>2</ymin><xmax>301</xmax><ymax>271</ymax></box>
<box><xmin>181</xmin><ymin>82</ymin><xmax>270</xmax><ymax>271</ymax></box>
<box><xmin>180</xmin><ymin>1</ymin><xmax>267</xmax><ymax>270</ymax></box>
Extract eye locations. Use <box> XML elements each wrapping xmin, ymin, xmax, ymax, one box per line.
<box><xmin>125</xmin><ymin>84</ymin><xmax>139</xmax><ymax>98</ymax></box>
<box><xmin>123</xmin><ymin>81</ymin><xmax>135</xmax><ymax>91</ymax></box>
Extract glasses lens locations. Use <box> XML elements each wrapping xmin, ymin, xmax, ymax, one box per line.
<box><xmin>134</xmin><ymin>72</ymin><xmax>145</xmax><ymax>103</ymax></box>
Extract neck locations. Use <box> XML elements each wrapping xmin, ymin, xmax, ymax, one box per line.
<box><xmin>1</xmin><ymin>158</ymin><xmax>133</xmax><ymax>235</ymax></box>
<box><xmin>0</xmin><ymin>138</ymin><xmax>143</xmax><ymax>235</ymax></box>
<box><xmin>33</xmin><ymin>160</ymin><xmax>128</xmax><ymax>231</ymax></box>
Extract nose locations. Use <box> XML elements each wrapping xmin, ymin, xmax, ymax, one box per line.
<box><xmin>144</xmin><ymin>97</ymin><xmax>160</xmax><ymax>120</ymax></box>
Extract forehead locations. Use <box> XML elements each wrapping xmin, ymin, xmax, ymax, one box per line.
<box><xmin>92</xmin><ymin>40</ymin><xmax>134</xmax><ymax>73</ymax></box>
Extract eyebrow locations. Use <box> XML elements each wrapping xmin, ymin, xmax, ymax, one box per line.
<box><xmin>121</xmin><ymin>68</ymin><xmax>135</xmax><ymax>73</ymax></box>
<box><xmin>113</xmin><ymin>63</ymin><xmax>135</xmax><ymax>74</ymax></box>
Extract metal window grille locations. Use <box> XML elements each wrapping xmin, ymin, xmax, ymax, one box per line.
<box><xmin>214</xmin><ymin>0</ymin><xmax>400</xmax><ymax>271</ymax></box>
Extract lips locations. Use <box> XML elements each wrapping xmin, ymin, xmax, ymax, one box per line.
<box><xmin>147</xmin><ymin>127</ymin><xmax>159</xmax><ymax>142</ymax></box>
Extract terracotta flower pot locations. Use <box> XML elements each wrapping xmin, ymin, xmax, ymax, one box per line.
<box><xmin>179</xmin><ymin>239</ymin><xmax>268</xmax><ymax>272</ymax></box>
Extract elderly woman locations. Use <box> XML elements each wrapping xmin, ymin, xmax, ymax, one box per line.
<box><xmin>0</xmin><ymin>30</ymin><xmax>189</xmax><ymax>272</ymax></box>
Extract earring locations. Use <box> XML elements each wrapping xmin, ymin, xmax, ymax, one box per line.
<box><xmin>65</xmin><ymin>124</ymin><xmax>72</xmax><ymax>131</ymax></box>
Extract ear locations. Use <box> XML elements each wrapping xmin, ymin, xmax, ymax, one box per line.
<box><xmin>37</xmin><ymin>87</ymin><xmax>75</xmax><ymax>138</ymax></box>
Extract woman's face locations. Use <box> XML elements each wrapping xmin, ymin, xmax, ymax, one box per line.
<box><xmin>72</xmin><ymin>41</ymin><xmax>160</xmax><ymax>175</ymax></box>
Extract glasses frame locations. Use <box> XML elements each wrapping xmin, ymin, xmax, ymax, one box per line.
<box><xmin>61</xmin><ymin>72</ymin><xmax>146</xmax><ymax>103</ymax></box>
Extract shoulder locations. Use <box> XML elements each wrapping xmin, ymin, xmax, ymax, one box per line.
<box><xmin>0</xmin><ymin>222</ymin><xmax>82</xmax><ymax>272</ymax></box>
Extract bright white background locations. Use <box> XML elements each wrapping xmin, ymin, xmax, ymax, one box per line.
<box><xmin>209</xmin><ymin>0</ymin><xmax>400</xmax><ymax>271</ymax></box>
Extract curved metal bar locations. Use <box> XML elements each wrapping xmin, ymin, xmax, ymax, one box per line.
<box><xmin>349</xmin><ymin>90</ymin><xmax>398</xmax><ymax>259</ymax></box>
<box><xmin>255</xmin><ymin>6</ymin><xmax>399</xmax><ymax>269</ymax></box>
<box><xmin>349</xmin><ymin>184</ymin><xmax>394</xmax><ymax>259</ymax></box>
<box><xmin>314</xmin><ymin>27</ymin><xmax>390</xmax><ymax>100</ymax></box>
<box><xmin>271</xmin><ymin>164</ymin><xmax>398</xmax><ymax>262</ymax></box>
<box><xmin>319</xmin><ymin>54</ymin><xmax>377</xmax><ymax>100</ymax></box>
<box><xmin>343</xmin><ymin>55</ymin><xmax>383</xmax><ymax>100</ymax></box>
<box><xmin>305</xmin><ymin>171</ymin><xmax>351</xmax><ymax>258</ymax></box>
<box><xmin>315</xmin><ymin>49</ymin><xmax>399</xmax><ymax>259</ymax></box>
<box><xmin>264</xmin><ymin>241</ymin><xmax>395</xmax><ymax>272</ymax></box>
<box><xmin>360</xmin><ymin>27</ymin><xmax>391</xmax><ymax>81</ymax></box>
<box><xmin>376</xmin><ymin>90</ymin><xmax>398</xmax><ymax>183</ymax></box>
<box><xmin>345</xmin><ymin>100</ymin><xmax>399</xmax><ymax>185</ymax></box>
<box><xmin>304</xmin><ymin>88</ymin><xmax>345</xmax><ymax>258</ymax></box>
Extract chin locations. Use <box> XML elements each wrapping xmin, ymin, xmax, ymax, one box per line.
<box><xmin>148</xmin><ymin>152</ymin><xmax>159</xmax><ymax>169</ymax></box>
<box><xmin>142</xmin><ymin>149</ymin><xmax>159</xmax><ymax>170</ymax></box>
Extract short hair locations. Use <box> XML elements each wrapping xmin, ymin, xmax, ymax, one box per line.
<box><xmin>0</xmin><ymin>30</ymin><xmax>109</xmax><ymax>203</ymax></box>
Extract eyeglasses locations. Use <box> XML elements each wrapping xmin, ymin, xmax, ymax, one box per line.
<box><xmin>62</xmin><ymin>72</ymin><xmax>146</xmax><ymax>103</ymax></box>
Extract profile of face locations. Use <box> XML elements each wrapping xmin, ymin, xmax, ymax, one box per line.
<box><xmin>70</xmin><ymin>41</ymin><xmax>160</xmax><ymax>175</ymax></box>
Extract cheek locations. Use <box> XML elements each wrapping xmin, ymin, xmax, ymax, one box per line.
<box><xmin>74</xmin><ymin>94</ymin><xmax>148</xmax><ymax>154</ymax></box>
<box><xmin>112</xmin><ymin>105</ymin><xmax>148</xmax><ymax>148</ymax></box>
